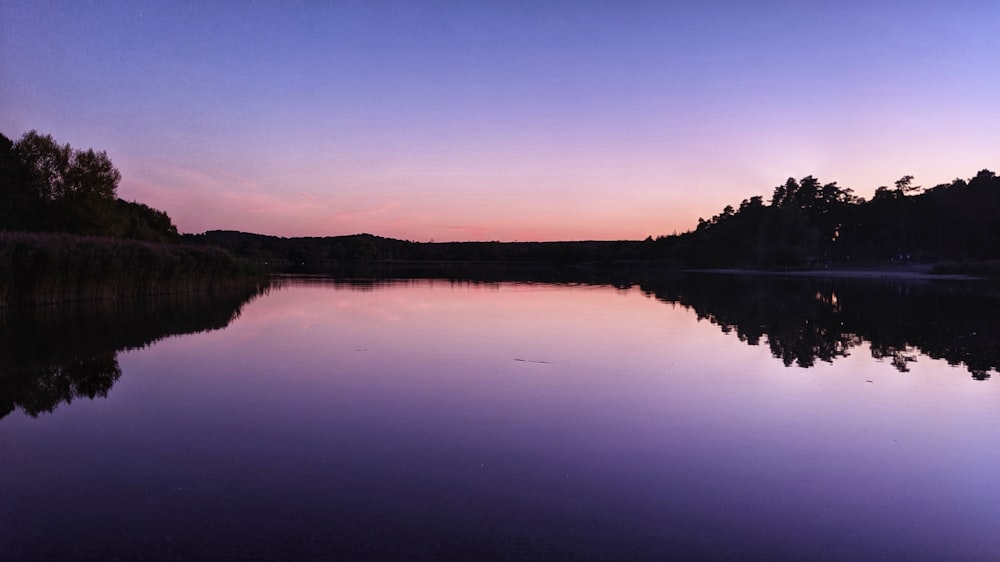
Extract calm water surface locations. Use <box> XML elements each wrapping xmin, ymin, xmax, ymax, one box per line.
<box><xmin>2</xmin><ymin>277</ymin><xmax>999</xmax><ymax>560</ymax></box>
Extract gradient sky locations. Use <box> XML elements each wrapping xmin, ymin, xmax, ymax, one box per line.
<box><xmin>2</xmin><ymin>1</ymin><xmax>998</xmax><ymax>241</ymax></box>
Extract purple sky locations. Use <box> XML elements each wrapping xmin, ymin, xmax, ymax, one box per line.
<box><xmin>2</xmin><ymin>1</ymin><xmax>998</xmax><ymax>241</ymax></box>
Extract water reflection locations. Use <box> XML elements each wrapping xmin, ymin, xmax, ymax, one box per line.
<box><xmin>640</xmin><ymin>274</ymin><xmax>1000</xmax><ymax>379</ymax></box>
<box><xmin>0</xmin><ymin>285</ymin><xmax>269</xmax><ymax>419</ymax></box>
<box><xmin>277</xmin><ymin>272</ymin><xmax>1000</xmax><ymax>378</ymax></box>
<box><xmin>3</xmin><ymin>277</ymin><xmax>999</xmax><ymax>560</ymax></box>
<box><xmin>4</xmin><ymin>273</ymin><xmax>997</xmax><ymax>423</ymax></box>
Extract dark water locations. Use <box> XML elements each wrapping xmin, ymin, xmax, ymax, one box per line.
<box><xmin>2</xmin><ymin>276</ymin><xmax>999</xmax><ymax>560</ymax></box>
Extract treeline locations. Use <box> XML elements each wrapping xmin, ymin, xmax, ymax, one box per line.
<box><xmin>1</xmin><ymin>130</ymin><xmax>265</xmax><ymax>305</ymax></box>
<box><xmin>186</xmin><ymin>230</ymin><xmax>656</xmax><ymax>272</ymax></box>
<box><xmin>654</xmin><ymin>170</ymin><xmax>1000</xmax><ymax>268</ymax></box>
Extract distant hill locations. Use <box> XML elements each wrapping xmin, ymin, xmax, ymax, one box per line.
<box><xmin>185</xmin><ymin>230</ymin><xmax>656</xmax><ymax>273</ymax></box>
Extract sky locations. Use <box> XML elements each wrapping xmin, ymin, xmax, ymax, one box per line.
<box><xmin>2</xmin><ymin>1</ymin><xmax>998</xmax><ymax>241</ymax></box>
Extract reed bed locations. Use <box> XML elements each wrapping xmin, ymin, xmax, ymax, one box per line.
<box><xmin>0</xmin><ymin>231</ymin><xmax>266</xmax><ymax>307</ymax></box>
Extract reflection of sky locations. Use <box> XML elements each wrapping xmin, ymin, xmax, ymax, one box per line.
<box><xmin>2</xmin><ymin>281</ymin><xmax>997</xmax><ymax>558</ymax></box>
<box><xmin>2</xmin><ymin>3</ymin><xmax>999</xmax><ymax>240</ymax></box>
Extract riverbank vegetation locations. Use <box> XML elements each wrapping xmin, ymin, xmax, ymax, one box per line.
<box><xmin>1</xmin><ymin>130</ymin><xmax>265</xmax><ymax>305</ymax></box>
<box><xmin>0</xmin><ymin>231</ymin><xmax>265</xmax><ymax>306</ymax></box>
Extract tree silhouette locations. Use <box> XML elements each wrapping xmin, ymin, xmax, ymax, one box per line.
<box><xmin>650</xmin><ymin>169</ymin><xmax>1000</xmax><ymax>268</ymax></box>
<box><xmin>2</xmin><ymin>130</ymin><xmax>179</xmax><ymax>241</ymax></box>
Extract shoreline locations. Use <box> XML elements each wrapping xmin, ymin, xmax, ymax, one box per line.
<box><xmin>0</xmin><ymin>231</ymin><xmax>268</xmax><ymax>308</ymax></box>
<box><xmin>685</xmin><ymin>265</ymin><xmax>982</xmax><ymax>281</ymax></box>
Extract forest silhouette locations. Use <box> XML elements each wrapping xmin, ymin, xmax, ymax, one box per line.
<box><xmin>657</xmin><ymin>171</ymin><xmax>1000</xmax><ymax>269</ymax></box>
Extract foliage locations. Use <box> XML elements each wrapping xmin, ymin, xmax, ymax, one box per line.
<box><xmin>16</xmin><ymin>130</ymin><xmax>120</xmax><ymax>202</ymax></box>
<box><xmin>651</xmin><ymin>169</ymin><xmax>1000</xmax><ymax>268</ymax></box>
<box><xmin>1</xmin><ymin>130</ymin><xmax>179</xmax><ymax>242</ymax></box>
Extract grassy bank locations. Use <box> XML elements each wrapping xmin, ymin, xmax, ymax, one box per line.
<box><xmin>0</xmin><ymin>231</ymin><xmax>267</xmax><ymax>307</ymax></box>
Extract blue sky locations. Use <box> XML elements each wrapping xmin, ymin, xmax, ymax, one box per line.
<box><xmin>2</xmin><ymin>1</ymin><xmax>998</xmax><ymax>240</ymax></box>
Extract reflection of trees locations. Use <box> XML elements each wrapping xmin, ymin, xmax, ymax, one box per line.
<box><xmin>0</xmin><ymin>353</ymin><xmax>121</xmax><ymax>418</ymax></box>
<box><xmin>843</xmin><ymin>282</ymin><xmax>1000</xmax><ymax>380</ymax></box>
<box><xmin>0</xmin><ymin>284</ymin><xmax>268</xmax><ymax>419</ymax></box>
<box><xmin>641</xmin><ymin>275</ymin><xmax>1000</xmax><ymax>379</ymax></box>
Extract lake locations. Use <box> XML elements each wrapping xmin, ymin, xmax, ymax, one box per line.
<box><xmin>2</xmin><ymin>274</ymin><xmax>999</xmax><ymax>560</ymax></box>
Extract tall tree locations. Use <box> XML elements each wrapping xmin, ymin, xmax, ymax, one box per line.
<box><xmin>66</xmin><ymin>148</ymin><xmax>120</xmax><ymax>202</ymax></box>
<box><xmin>14</xmin><ymin>131</ymin><xmax>73</xmax><ymax>201</ymax></box>
<box><xmin>894</xmin><ymin>174</ymin><xmax>921</xmax><ymax>195</ymax></box>
<box><xmin>14</xmin><ymin>130</ymin><xmax>120</xmax><ymax>203</ymax></box>
<box><xmin>0</xmin><ymin>132</ymin><xmax>38</xmax><ymax>229</ymax></box>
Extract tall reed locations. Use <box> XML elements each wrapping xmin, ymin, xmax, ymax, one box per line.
<box><xmin>0</xmin><ymin>231</ymin><xmax>267</xmax><ymax>307</ymax></box>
